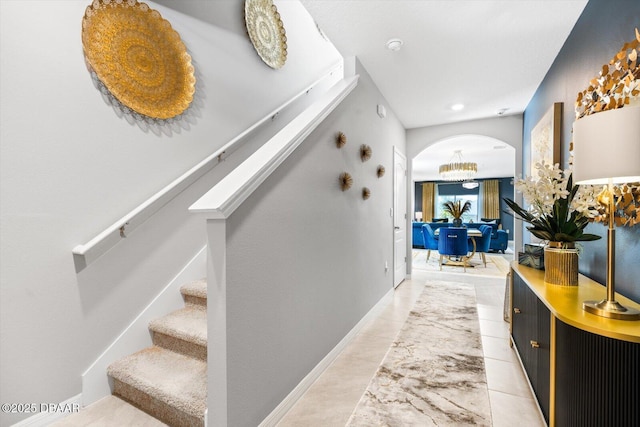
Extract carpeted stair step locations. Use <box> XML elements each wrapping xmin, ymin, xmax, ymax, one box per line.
<box><xmin>107</xmin><ymin>346</ymin><xmax>206</xmax><ymax>427</ymax></box>
<box><xmin>50</xmin><ymin>395</ymin><xmax>167</xmax><ymax>426</ymax></box>
<box><xmin>149</xmin><ymin>305</ymin><xmax>207</xmax><ymax>361</ymax></box>
<box><xmin>180</xmin><ymin>279</ymin><xmax>207</xmax><ymax>307</ymax></box>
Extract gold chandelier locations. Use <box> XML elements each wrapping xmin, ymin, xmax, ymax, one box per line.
<box><xmin>439</xmin><ymin>150</ymin><xmax>477</xmax><ymax>181</ymax></box>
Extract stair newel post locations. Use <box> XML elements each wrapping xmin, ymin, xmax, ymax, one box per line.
<box><xmin>206</xmin><ymin>217</ymin><xmax>228</xmax><ymax>427</ymax></box>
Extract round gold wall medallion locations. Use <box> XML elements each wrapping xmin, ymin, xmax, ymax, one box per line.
<box><xmin>245</xmin><ymin>0</ymin><xmax>288</xmax><ymax>69</ymax></box>
<box><xmin>82</xmin><ymin>0</ymin><xmax>196</xmax><ymax>119</ymax></box>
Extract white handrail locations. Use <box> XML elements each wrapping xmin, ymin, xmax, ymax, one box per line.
<box><xmin>189</xmin><ymin>75</ymin><xmax>359</xmax><ymax>218</ymax></box>
<box><xmin>72</xmin><ymin>63</ymin><xmax>343</xmax><ymax>272</ymax></box>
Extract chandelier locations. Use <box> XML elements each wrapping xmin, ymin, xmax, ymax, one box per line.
<box><xmin>462</xmin><ymin>180</ymin><xmax>479</xmax><ymax>189</ymax></box>
<box><xmin>439</xmin><ymin>150</ymin><xmax>477</xmax><ymax>181</ymax></box>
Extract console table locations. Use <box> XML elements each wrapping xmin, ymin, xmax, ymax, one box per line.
<box><xmin>509</xmin><ymin>262</ymin><xmax>640</xmax><ymax>427</ymax></box>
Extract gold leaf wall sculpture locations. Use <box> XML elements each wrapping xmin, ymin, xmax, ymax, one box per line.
<box><xmin>245</xmin><ymin>0</ymin><xmax>288</xmax><ymax>69</ymax></box>
<box><xmin>339</xmin><ymin>172</ymin><xmax>353</xmax><ymax>191</ymax></box>
<box><xmin>593</xmin><ymin>183</ymin><xmax>640</xmax><ymax>227</ymax></box>
<box><xmin>377</xmin><ymin>165</ymin><xmax>385</xmax><ymax>178</ymax></box>
<box><xmin>82</xmin><ymin>0</ymin><xmax>196</xmax><ymax>119</ymax></box>
<box><xmin>575</xmin><ymin>28</ymin><xmax>640</xmax><ymax>119</ymax></box>
<box><xmin>574</xmin><ymin>28</ymin><xmax>640</xmax><ymax>226</ymax></box>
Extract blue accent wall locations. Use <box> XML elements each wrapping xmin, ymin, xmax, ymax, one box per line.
<box><xmin>523</xmin><ymin>0</ymin><xmax>640</xmax><ymax>302</ymax></box>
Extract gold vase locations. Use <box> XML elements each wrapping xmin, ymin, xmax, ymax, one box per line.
<box><xmin>544</xmin><ymin>242</ymin><xmax>578</xmax><ymax>286</ymax></box>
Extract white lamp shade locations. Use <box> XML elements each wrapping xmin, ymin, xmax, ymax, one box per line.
<box><xmin>572</xmin><ymin>105</ymin><xmax>640</xmax><ymax>184</ymax></box>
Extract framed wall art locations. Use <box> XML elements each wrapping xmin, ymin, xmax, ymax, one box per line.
<box><xmin>530</xmin><ymin>102</ymin><xmax>562</xmax><ymax>175</ymax></box>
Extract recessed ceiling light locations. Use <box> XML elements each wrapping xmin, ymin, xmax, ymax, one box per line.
<box><xmin>385</xmin><ymin>38</ymin><xmax>403</xmax><ymax>51</ymax></box>
<box><xmin>451</xmin><ymin>103</ymin><xmax>464</xmax><ymax>111</ymax></box>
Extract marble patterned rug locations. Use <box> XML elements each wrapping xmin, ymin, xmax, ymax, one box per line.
<box><xmin>346</xmin><ymin>280</ymin><xmax>492</xmax><ymax>426</ymax></box>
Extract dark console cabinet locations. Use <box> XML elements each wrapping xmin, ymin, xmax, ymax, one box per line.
<box><xmin>510</xmin><ymin>263</ymin><xmax>640</xmax><ymax>427</ymax></box>
<box><xmin>511</xmin><ymin>272</ymin><xmax>550</xmax><ymax>423</ymax></box>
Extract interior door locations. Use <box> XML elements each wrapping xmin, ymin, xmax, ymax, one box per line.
<box><xmin>393</xmin><ymin>148</ymin><xmax>407</xmax><ymax>288</ymax></box>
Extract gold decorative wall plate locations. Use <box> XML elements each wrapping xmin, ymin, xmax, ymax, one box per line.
<box><xmin>245</xmin><ymin>0</ymin><xmax>288</xmax><ymax>69</ymax></box>
<box><xmin>82</xmin><ymin>0</ymin><xmax>195</xmax><ymax>119</ymax></box>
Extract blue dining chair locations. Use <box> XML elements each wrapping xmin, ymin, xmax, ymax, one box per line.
<box><xmin>421</xmin><ymin>224</ymin><xmax>439</xmax><ymax>260</ymax></box>
<box><xmin>474</xmin><ymin>224</ymin><xmax>493</xmax><ymax>267</ymax></box>
<box><xmin>437</xmin><ymin>227</ymin><xmax>470</xmax><ymax>271</ymax></box>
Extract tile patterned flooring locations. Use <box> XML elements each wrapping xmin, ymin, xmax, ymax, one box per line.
<box><xmin>278</xmin><ymin>267</ymin><xmax>546</xmax><ymax>427</ymax></box>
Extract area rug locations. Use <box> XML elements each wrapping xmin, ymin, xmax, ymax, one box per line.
<box><xmin>346</xmin><ymin>280</ymin><xmax>492</xmax><ymax>426</ymax></box>
<box><xmin>413</xmin><ymin>249</ymin><xmax>510</xmax><ymax>278</ymax></box>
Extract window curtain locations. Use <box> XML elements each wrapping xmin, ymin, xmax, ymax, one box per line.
<box><xmin>422</xmin><ymin>182</ymin><xmax>435</xmax><ymax>222</ymax></box>
<box><xmin>482</xmin><ymin>179</ymin><xmax>500</xmax><ymax>219</ymax></box>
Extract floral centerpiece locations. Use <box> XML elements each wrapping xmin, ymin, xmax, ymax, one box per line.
<box><xmin>504</xmin><ymin>161</ymin><xmax>601</xmax><ymax>285</ymax></box>
<box><xmin>504</xmin><ymin>161</ymin><xmax>601</xmax><ymax>247</ymax></box>
<box><xmin>442</xmin><ymin>199</ymin><xmax>471</xmax><ymax>227</ymax></box>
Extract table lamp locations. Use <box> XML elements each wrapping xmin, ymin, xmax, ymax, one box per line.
<box><xmin>572</xmin><ymin>105</ymin><xmax>640</xmax><ymax>320</ymax></box>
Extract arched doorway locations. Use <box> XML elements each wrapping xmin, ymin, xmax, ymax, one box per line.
<box><xmin>409</xmin><ymin>134</ymin><xmax>517</xmax><ymax>273</ymax></box>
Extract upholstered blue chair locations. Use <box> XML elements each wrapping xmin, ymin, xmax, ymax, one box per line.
<box><xmin>421</xmin><ymin>224</ymin><xmax>439</xmax><ymax>260</ymax></box>
<box><xmin>412</xmin><ymin>222</ymin><xmax>426</xmax><ymax>248</ymax></box>
<box><xmin>474</xmin><ymin>225</ymin><xmax>493</xmax><ymax>267</ymax></box>
<box><xmin>437</xmin><ymin>227</ymin><xmax>470</xmax><ymax>271</ymax></box>
<box><xmin>490</xmin><ymin>230</ymin><xmax>509</xmax><ymax>253</ymax></box>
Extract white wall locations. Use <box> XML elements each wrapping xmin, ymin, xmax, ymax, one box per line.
<box><xmin>223</xmin><ymin>59</ymin><xmax>406</xmax><ymax>426</ymax></box>
<box><xmin>0</xmin><ymin>1</ymin><xmax>341</xmax><ymax>424</ymax></box>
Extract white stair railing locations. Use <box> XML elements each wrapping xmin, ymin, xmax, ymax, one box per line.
<box><xmin>71</xmin><ymin>63</ymin><xmax>343</xmax><ymax>272</ymax></box>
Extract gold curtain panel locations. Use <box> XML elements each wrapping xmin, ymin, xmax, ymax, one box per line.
<box><xmin>482</xmin><ymin>179</ymin><xmax>500</xmax><ymax>219</ymax></box>
<box><xmin>245</xmin><ymin>0</ymin><xmax>288</xmax><ymax>69</ymax></box>
<box><xmin>82</xmin><ymin>0</ymin><xmax>196</xmax><ymax>119</ymax></box>
<box><xmin>422</xmin><ymin>182</ymin><xmax>435</xmax><ymax>222</ymax></box>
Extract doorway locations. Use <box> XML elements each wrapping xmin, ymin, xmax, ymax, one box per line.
<box><xmin>393</xmin><ymin>147</ymin><xmax>407</xmax><ymax>288</ymax></box>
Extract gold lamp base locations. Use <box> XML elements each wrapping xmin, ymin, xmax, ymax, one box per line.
<box><xmin>583</xmin><ymin>300</ymin><xmax>640</xmax><ymax>320</ymax></box>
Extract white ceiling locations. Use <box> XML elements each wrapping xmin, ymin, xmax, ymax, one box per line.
<box><xmin>153</xmin><ymin>0</ymin><xmax>588</xmax><ymax>181</ymax></box>
<box><xmin>300</xmin><ymin>0</ymin><xmax>588</xmax><ymax>181</ymax></box>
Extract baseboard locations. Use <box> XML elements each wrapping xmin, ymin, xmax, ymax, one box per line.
<box><xmin>10</xmin><ymin>394</ymin><xmax>82</xmax><ymax>427</ymax></box>
<box><xmin>258</xmin><ymin>287</ymin><xmax>395</xmax><ymax>427</ymax></box>
<box><xmin>81</xmin><ymin>246</ymin><xmax>207</xmax><ymax>407</ymax></box>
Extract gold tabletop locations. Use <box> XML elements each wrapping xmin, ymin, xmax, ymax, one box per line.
<box><xmin>511</xmin><ymin>262</ymin><xmax>640</xmax><ymax>343</ymax></box>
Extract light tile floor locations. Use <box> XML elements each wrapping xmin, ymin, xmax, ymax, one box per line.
<box><xmin>278</xmin><ymin>263</ymin><xmax>547</xmax><ymax>426</ymax></box>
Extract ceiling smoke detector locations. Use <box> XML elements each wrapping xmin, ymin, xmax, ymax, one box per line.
<box><xmin>385</xmin><ymin>38</ymin><xmax>403</xmax><ymax>51</ymax></box>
